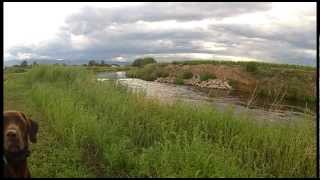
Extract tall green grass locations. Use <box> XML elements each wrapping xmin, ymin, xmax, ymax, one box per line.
<box><xmin>20</xmin><ymin>65</ymin><xmax>316</xmax><ymax>177</ymax></box>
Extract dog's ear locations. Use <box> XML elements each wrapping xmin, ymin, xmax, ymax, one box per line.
<box><xmin>28</xmin><ymin>119</ymin><xmax>38</xmax><ymax>143</ymax></box>
<box><xmin>19</xmin><ymin>112</ymin><xmax>39</xmax><ymax>143</ymax></box>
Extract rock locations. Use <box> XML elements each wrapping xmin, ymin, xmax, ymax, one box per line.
<box><xmin>194</xmin><ymin>79</ymin><xmax>232</xmax><ymax>90</ymax></box>
<box><xmin>155</xmin><ymin>76</ymin><xmax>232</xmax><ymax>90</ymax></box>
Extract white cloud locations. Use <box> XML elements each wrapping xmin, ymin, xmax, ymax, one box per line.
<box><xmin>4</xmin><ymin>2</ymin><xmax>145</xmax><ymax>52</ymax></box>
<box><xmin>113</xmin><ymin>56</ymin><xmax>127</xmax><ymax>62</ymax></box>
<box><xmin>17</xmin><ymin>53</ymin><xmax>32</xmax><ymax>60</ymax></box>
<box><xmin>70</xmin><ymin>34</ymin><xmax>94</xmax><ymax>50</ymax></box>
<box><xmin>192</xmin><ymin>41</ymin><xmax>227</xmax><ymax>52</ymax></box>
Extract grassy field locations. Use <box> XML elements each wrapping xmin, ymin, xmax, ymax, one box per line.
<box><xmin>4</xmin><ymin>65</ymin><xmax>316</xmax><ymax>177</ymax></box>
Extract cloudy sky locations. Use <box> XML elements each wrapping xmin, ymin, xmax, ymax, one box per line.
<box><xmin>4</xmin><ymin>2</ymin><xmax>317</xmax><ymax>66</ymax></box>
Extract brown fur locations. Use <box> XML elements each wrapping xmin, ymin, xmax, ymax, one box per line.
<box><xmin>3</xmin><ymin>111</ymin><xmax>38</xmax><ymax>178</ymax></box>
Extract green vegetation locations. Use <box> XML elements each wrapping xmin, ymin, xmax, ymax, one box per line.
<box><xmin>172</xmin><ymin>60</ymin><xmax>315</xmax><ymax>71</ymax></box>
<box><xmin>88</xmin><ymin>60</ymin><xmax>112</xmax><ymax>67</ymax></box>
<box><xmin>127</xmin><ymin>63</ymin><xmax>169</xmax><ymax>81</ymax></box>
<box><xmin>132</xmin><ymin>57</ymin><xmax>157</xmax><ymax>67</ymax></box>
<box><xmin>21</xmin><ymin>60</ymin><xmax>28</xmax><ymax>67</ymax></box>
<box><xmin>174</xmin><ymin>77</ymin><xmax>184</xmax><ymax>85</ymax></box>
<box><xmin>127</xmin><ymin>60</ymin><xmax>315</xmax><ymax>111</ymax></box>
<box><xmin>254</xmin><ymin>69</ymin><xmax>316</xmax><ymax>108</ymax></box>
<box><xmin>88</xmin><ymin>60</ymin><xmax>98</xmax><ymax>66</ymax></box>
<box><xmin>199</xmin><ymin>72</ymin><xmax>216</xmax><ymax>81</ymax></box>
<box><xmin>4</xmin><ymin>70</ymin><xmax>94</xmax><ymax>177</ymax></box>
<box><xmin>4</xmin><ymin>66</ymin><xmax>29</xmax><ymax>73</ymax></box>
<box><xmin>3</xmin><ymin>65</ymin><xmax>316</xmax><ymax>177</ymax></box>
<box><xmin>246</xmin><ymin>62</ymin><xmax>258</xmax><ymax>73</ymax></box>
<box><xmin>180</xmin><ymin>70</ymin><xmax>193</xmax><ymax>79</ymax></box>
<box><xmin>86</xmin><ymin>65</ymin><xmax>132</xmax><ymax>73</ymax></box>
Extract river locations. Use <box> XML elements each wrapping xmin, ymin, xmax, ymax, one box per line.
<box><xmin>97</xmin><ymin>71</ymin><xmax>314</xmax><ymax>123</ymax></box>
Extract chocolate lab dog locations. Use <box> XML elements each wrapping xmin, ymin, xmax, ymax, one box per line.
<box><xmin>3</xmin><ymin>111</ymin><xmax>38</xmax><ymax>178</ymax></box>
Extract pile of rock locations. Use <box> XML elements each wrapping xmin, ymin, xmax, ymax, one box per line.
<box><xmin>155</xmin><ymin>76</ymin><xmax>232</xmax><ymax>90</ymax></box>
<box><xmin>195</xmin><ymin>79</ymin><xmax>232</xmax><ymax>90</ymax></box>
<box><xmin>182</xmin><ymin>76</ymin><xmax>232</xmax><ymax>90</ymax></box>
<box><xmin>184</xmin><ymin>78</ymin><xmax>201</xmax><ymax>86</ymax></box>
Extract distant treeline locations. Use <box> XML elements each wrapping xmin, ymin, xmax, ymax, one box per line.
<box><xmin>86</xmin><ymin>60</ymin><xmax>119</xmax><ymax>67</ymax></box>
<box><xmin>9</xmin><ymin>60</ymin><xmax>121</xmax><ymax>67</ymax></box>
<box><xmin>131</xmin><ymin>57</ymin><xmax>157</xmax><ymax>67</ymax></box>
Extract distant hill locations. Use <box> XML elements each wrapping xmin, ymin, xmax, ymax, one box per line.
<box><xmin>4</xmin><ymin>59</ymin><xmax>130</xmax><ymax>67</ymax></box>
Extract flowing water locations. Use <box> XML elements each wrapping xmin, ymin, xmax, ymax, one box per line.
<box><xmin>97</xmin><ymin>71</ymin><xmax>314</xmax><ymax>123</ymax></box>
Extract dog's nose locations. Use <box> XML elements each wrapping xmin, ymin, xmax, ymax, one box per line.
<box><xmin>6</xmin><ymin>130</ymin><xmax>17</xmax><ymax>138</ymax></box>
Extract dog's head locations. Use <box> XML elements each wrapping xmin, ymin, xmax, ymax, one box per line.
<box><xmin>3</xmin><ymin>111</ymin><xmax>38</xmax><ymax>153</ymax></box>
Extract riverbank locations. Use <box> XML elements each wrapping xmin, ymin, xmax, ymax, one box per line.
<box><xmin>126</xmin><ymin>61</ymin><xmax>316</xmax><ymax>112</ymax></box>
<box><xmin>100</xmin><ymin>74</ymin><xmax>313</xmax><ymax>123</ymax></box>
<box><xmin>3</xmin><ymin>65</ymin><xmax>316</xmax><ymax>177</ymax></box>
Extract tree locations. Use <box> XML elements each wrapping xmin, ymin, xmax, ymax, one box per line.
<box><xmin>132</xmin><ymin>57</ymin><xmax>156</xmax><ymax>67</ymax></box>
<box><xmin>32</xmin><ymin>61</ymin><xmax>38</xmax><ymax>66</ymax></box>
<box><xmin>88</xmin><ymin>60</ymin><xmax>97</xmax><ymax>66</ymax></box>
<box><xmin>20</xmin><ymin>60</ymin><xmax>28</xmax><ymax>67</ymax></box>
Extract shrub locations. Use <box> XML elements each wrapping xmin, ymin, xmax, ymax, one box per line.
<box><xmin>127</xmin><ymin>64</ymin><xmax>168</xmax><ymax>81</ymax></box>
<box><xmin>181</xmin><ymin>70</ymin><xmax>193</xmax><ymax>79</ymax></box>
<box><xmin>246</xmin><ymin>62</ymin><xmax>258</xmax><ymax>72</ymax></box>
<box><xmin>175</xmin><ymin>77</ymin><xmax>184</xmax><ymax>85</ymax></box>
<box><xmin>88</xmin><ymin>60</ymin><xmax>98</xmax><ymax>66</ymax></box>
<box><xmin>228</xmin><ymin>79</ymin><xmax>239</xmax><ymax>88</ymax></box>
<box><xmin>20</xmin><ymin>60</ymin><xmax>28</xmax><ymax>67</ymax></box>
<box><xmin>199</xmin><ymin>72</ymin><xmax>216</xmax><ymax>81</ymax></box>
<box><xmin>132</xmin><ymin>57</ymin><xmax>157</xmax><ymax>67</ymax></box>
<box><xmin>154</xmin><ymin>67</ymin><xmax>169</xmax><ymax>78</ymax></box>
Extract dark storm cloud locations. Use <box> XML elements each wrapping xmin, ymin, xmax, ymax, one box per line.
<box><xmin>5</xmin><ymin>2</ymin><xmax>316</xmax><ymax>66</ymax></box>
<box><xmin>65</xmin><ymin>2</ymin><xmax>271</xmax><ymax>35</ymax></box>
<box><xmin>211</xmin><ymin>22</ymin><xmax>316</xmax><ymax>50</ymax></box>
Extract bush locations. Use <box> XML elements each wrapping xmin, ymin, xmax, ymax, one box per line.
<box><xmin>175</xmin><ymin>77</ymin><xmax>184</xmax><ymax>85</ymax></box>
<box><xmin>199</xmin><ymin>72</ymin><xmax>216</xmax><ymax>81</ymax></box>
<box><xmin>127</xmin><ymin>64</ymin><xmax>168</xmax><ymax>81</ymax></box>
<box><xmin>228</xmin><ymin>79</ymin><xmax>239</xmax><ymax>89</ymax></box>
<box><xmin>181</xmin><ymin>70</ymin><xmax>193</xmax><ymax>79</ymax></box>
<box><xmin>88</xmin><ymin>60</ymin><xmax>98</xmax><ymax>66</ymax></box>
<box><xmin>132</xmin><ymin>57</ymin><xmax>157</xmax><ymax>67</ymax></box>
<box><xmin>246</xmin><ymin>62</ymin><xmax>258</xmax><ymax>72</ymax></box>
<box><xmin>21</xmin><ymin>60</ymin><xmax>28</xmax><ymax>67</ymax></box>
